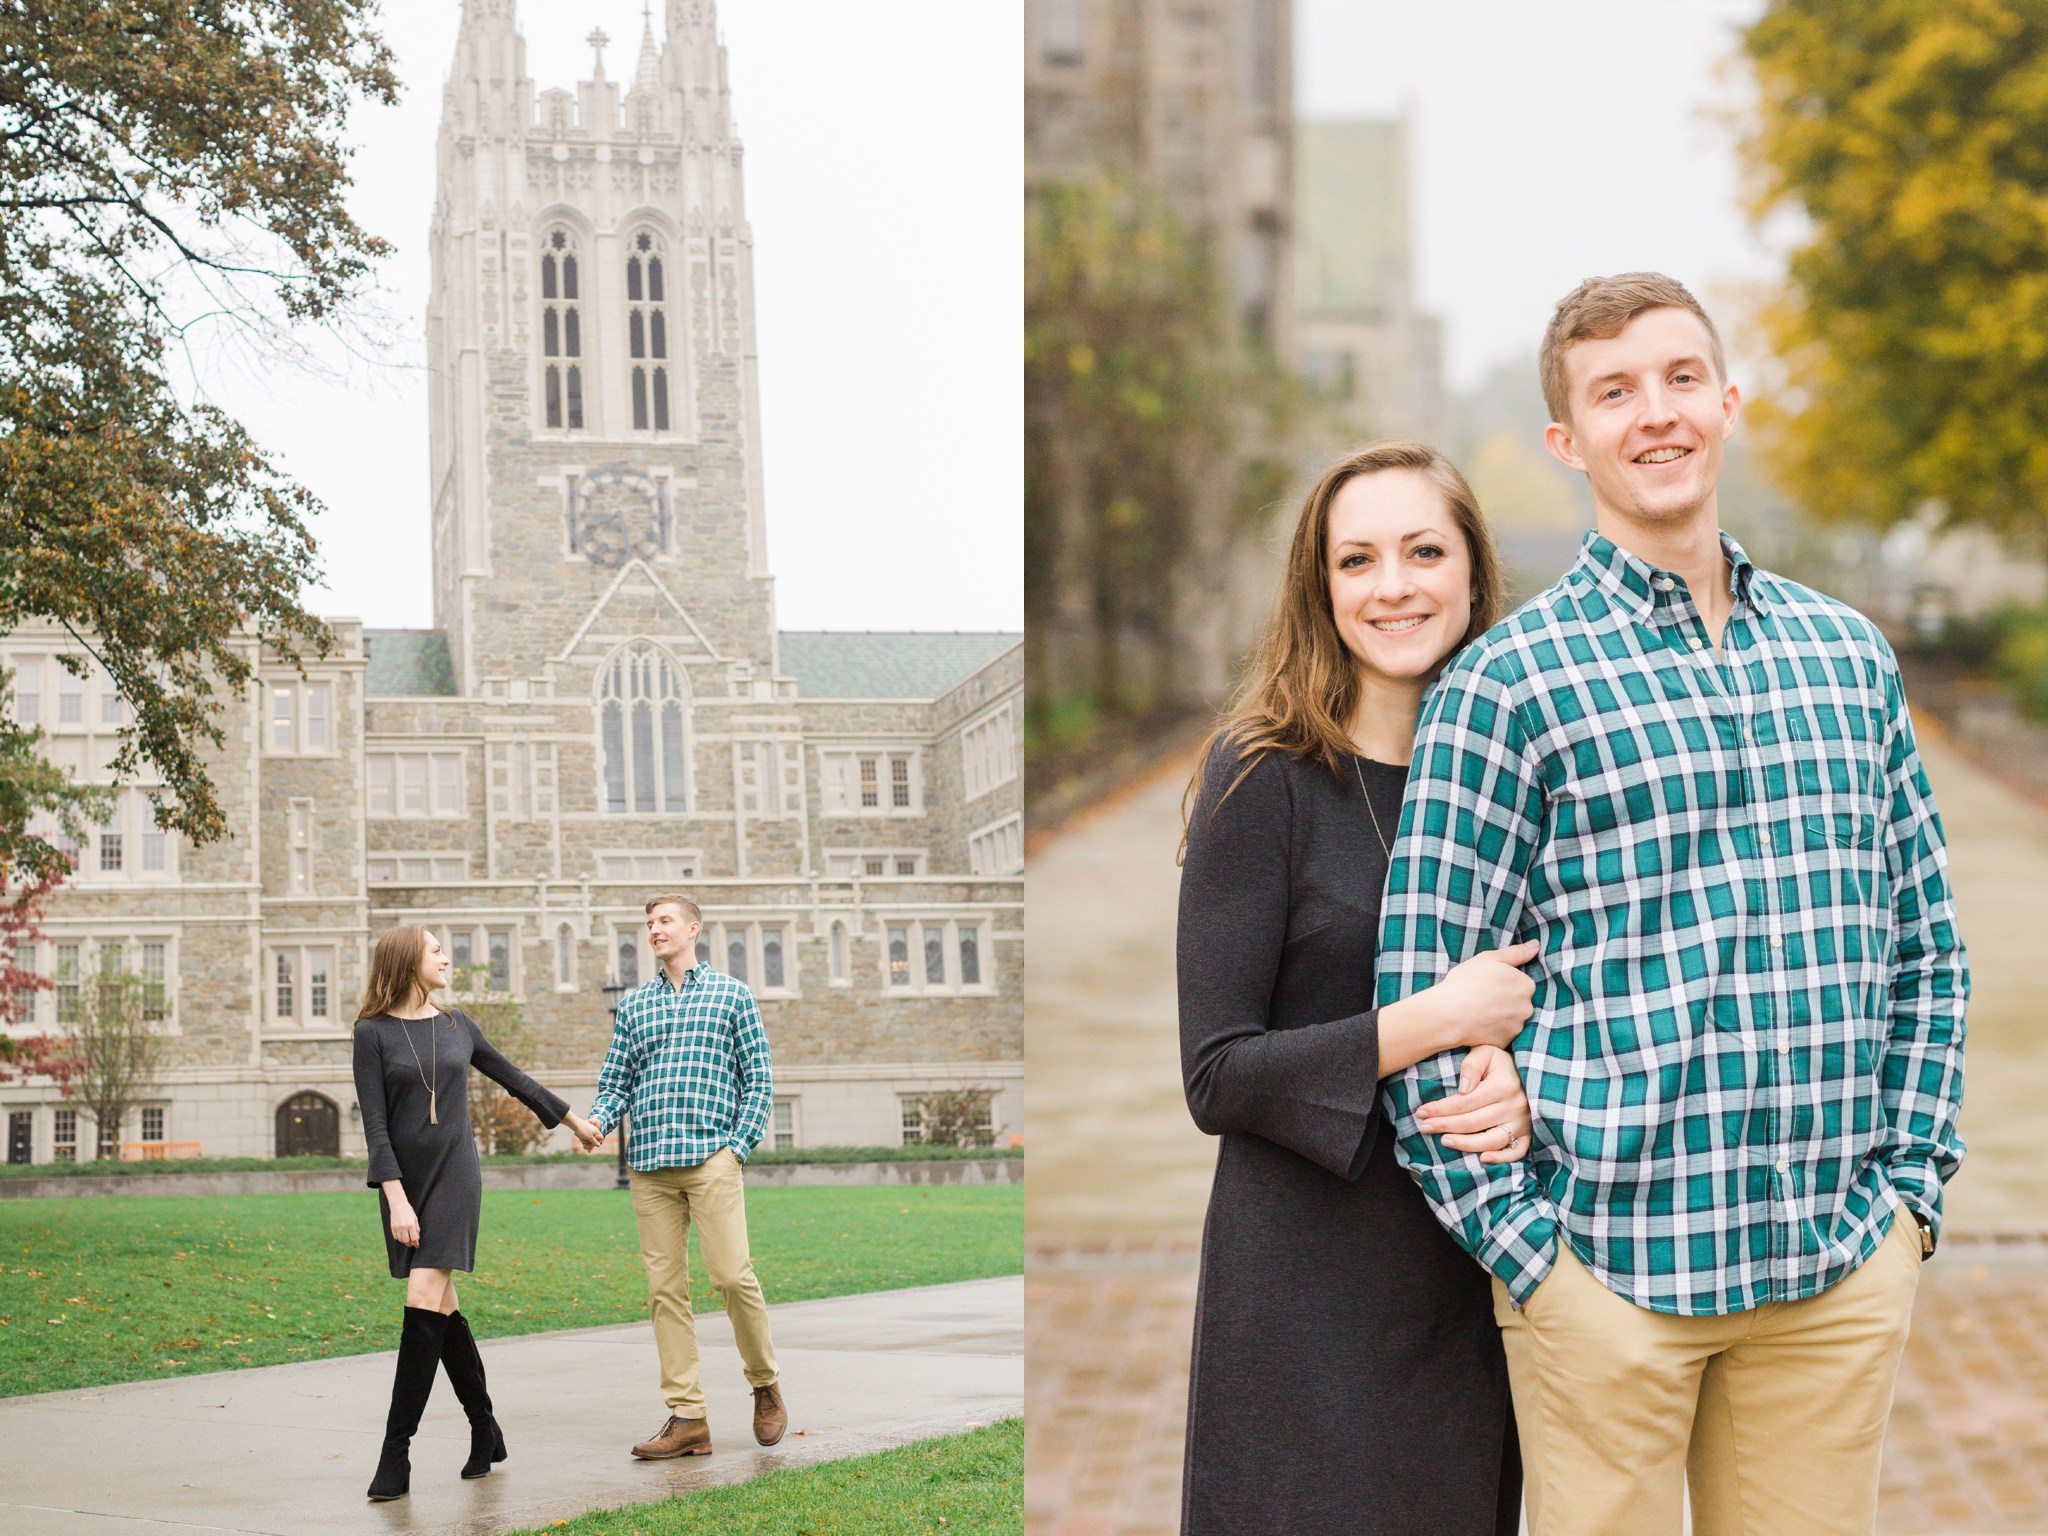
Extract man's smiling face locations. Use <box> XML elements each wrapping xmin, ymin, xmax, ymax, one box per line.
<box><xmin>1545</xmin><ymin>305</ymin><xmax>1739</xmax><ymax>530</ymax></box>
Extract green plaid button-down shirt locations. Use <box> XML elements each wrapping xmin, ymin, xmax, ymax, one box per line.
<box><xmin>1378</xmin><ymin>531</ymin><xmax>1967</xmax><ymax>1316</ymax></box>
<box><xmin>589</xmin><ymin>964</ymin><xmax>774</xmax><ymax>1169</ymax></box>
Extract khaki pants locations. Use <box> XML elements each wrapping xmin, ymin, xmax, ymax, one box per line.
<box><xmin>1497</xmin><ymin>1215</ymin><xmax>1923</xmax><ymax>1536</ymax></box>
<box><xmin>629</xmin><ymin>1150</ymin><xmax>778</xmax><ymax>1418</ymax></box>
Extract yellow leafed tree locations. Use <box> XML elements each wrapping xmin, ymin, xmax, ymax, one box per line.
<box><xmin>1741</xmin><ymin>0</ymin><xmax>2048</xmax><ymax>546</ymax></box>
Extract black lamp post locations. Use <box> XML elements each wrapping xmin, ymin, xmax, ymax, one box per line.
<box><xmin>602</xmin><ymin>982</ymin><xmax>630</xmax><ymax>1190</ymax></box>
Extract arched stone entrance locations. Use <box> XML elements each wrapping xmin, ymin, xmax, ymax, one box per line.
<box><xmin>276</xmin><ymin>1091</ymin><xmax>340</xmax><ymax>1158</ymax></box>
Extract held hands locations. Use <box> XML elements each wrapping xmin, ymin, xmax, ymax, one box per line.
<box><xmin>565</xmin><ymin>1112</ymin><xmax>605</xmax><ymax>1153</ymax></box>
<box><xmin>1416</xmin><ymin>1044</ymin><xmax>1533</xmax><ymax>1164</ymax></box>
<box><xmin>1429</xmin><ymin>940</ymin><xmax>1540</xmax><ymax>1051</ymax></box>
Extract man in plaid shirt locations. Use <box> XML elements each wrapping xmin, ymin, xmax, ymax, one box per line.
<box><xmin>1378</xmin><ymin>274</ymin><xmax>1966</xmax><ymax>1536</ymax></box>
<box><xmin>580</xmin><ymin>893</ymin><xmax>784</xmax><ymax>1458</ymax></box>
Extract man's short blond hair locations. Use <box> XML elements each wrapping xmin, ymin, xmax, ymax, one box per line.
<box><xmin>644</xmin><ymin>894</ymin><xmax>702</xmax><ymax>925</ymax></box>
<box><xmin>1539</xmin><ymin>271</ymin><xmax>1726</xmax><ymax>426</ymax></box>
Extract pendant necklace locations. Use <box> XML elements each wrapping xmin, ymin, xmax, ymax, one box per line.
<box><xmin>1353</xmin><ymin>755</ymin><xmax>1392</xmax><ymax>859</ymax></box>
<box><xmin>397</xmin><ymin>1011</ymin><xmax>440</xmax><ymax>1125</ymax></box>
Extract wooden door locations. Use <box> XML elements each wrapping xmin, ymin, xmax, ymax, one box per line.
<box><xmin>276</xmin><ymin>1092</ymin><xmax>339</xmax><ymax>1158</ymax></box>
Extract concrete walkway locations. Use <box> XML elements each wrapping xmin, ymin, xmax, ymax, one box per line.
<box><xmin>1024</xmin><ymin>729</ymin><xmax>2048</xmax><ymax>1536</ymax></box>
<box><xmin>0</xmin><ymin>1275</ymin><xmax>1021</xmax><ymax>1535</ymax></box>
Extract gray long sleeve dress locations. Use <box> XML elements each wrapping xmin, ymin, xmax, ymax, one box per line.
<box><xmin>352</xmin><ymin>1009</ymin><xmax>569</xmax><ymax>1277</ymax></box>
<box><xmin>1178</xmin><ymin>743</ymin><xmax>1518</xmax><ymax>1536</ymax></box>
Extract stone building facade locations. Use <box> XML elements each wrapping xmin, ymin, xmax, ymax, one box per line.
<box><xmin>1025</xmin><ymin>0</ymin><xmax>1297</xmax><ymax>711</ymax></box>
<box><xmin>0</xmin><ymin>0</ymin><xmax>1023</xmax><ymax>1167</ymax></box>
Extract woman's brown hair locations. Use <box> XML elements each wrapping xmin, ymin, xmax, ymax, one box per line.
<box><xmin>356</xmin><ymin>926</ymin><xmax>451</xmax><ymax>1024</ymax></box>
<box><xmin>1180</xmin><ymin>440</ymin><xmax>1506</xmax><ymax>854</ymax></box>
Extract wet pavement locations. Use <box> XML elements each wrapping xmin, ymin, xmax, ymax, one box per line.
<box><xmin>0</xmin><ymin>1276</ymin><xmax>1022</xmax><ymax>1535</ymax></box>
<box><xmin>1024</xmin><ymin>727</ymin><xmax>2048</xmax><ymax>1535</ymax></box>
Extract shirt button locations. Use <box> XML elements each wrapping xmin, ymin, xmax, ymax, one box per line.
<box><xmin>1775</xmin><ymin>1159</ymin><xmax>1789</xmax><ymax>1175</ymax></box>
<box><xmin>1742</xmin><ymin>723</ymin><xmax>1753</xmax><ymax>743</ymax></box>
<box><xmin>1654</xmin><ymin>576</ymin><xmax>1676</xmax><ymax>592</ymax></box>
<box><xmin>1769</xmin><ymin>934</ymin><xmax>1784</xmax><ymax>950</ymax></box>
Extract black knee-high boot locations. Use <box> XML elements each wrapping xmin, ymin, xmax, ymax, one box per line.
<box><xmin>367</xmin><ymin>1307</ymin><xmax>451</xmax><ymax>1501</ymax></box>
<box><xmin>440</xmin><ymin>1310</ymin><xmax>508</xmax><ymax>1478</ymax></box>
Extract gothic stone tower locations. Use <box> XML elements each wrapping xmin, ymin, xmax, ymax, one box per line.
<box><xmin>428</xmin><ymin>0</ymin><xmax>773</xmax><ymax>695</ymax></box>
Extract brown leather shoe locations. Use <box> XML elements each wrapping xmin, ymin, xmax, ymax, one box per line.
<box><xmin>631</xmin><ymin>1414</ymin><xmax>712</xmax><ymax>1459</ymax></box>
<box><xmin>752</xmin><ymin>1382</ymin><xmax>787</xmax><ymax>1446</ymax></box>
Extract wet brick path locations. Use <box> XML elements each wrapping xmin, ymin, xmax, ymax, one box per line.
<box><xmin>1026</xmin><ymin>730</ymin><xmax>2048</xmax><ymax>1535</ymax></box>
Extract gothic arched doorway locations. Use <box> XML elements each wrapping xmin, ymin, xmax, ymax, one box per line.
<box><xmin>276</xmin><ymin>1091</ymin><xmax>339</xmax><ymax>1158</ymax></box>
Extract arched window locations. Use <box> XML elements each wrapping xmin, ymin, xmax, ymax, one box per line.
<box><xmin>614</xmin><ymin>929</ymin><xmax>639</xmax><ymax>988</ymax></box>
<box><xmin>625</xmin><ymin>229</ymin><xmax>671</xmax><ymax>432</ymax></box>
<box><xmin>599</xmin><ymin>643</ymin><xmax>689</xmax><ymax>813</ymax></box>
<box><xmin>830</xmin><ymin>921</ymin><xmax>849</xmax><ymax>984</ymax></box>
<box><xmin>540</xmin><ymin>227</ymin><xmax>586</xmax><ymax>430</ymax></box>
<box><xmin>556</xmin><ymin>923</ymin><xmax>575</xmax><ymax>989</ymax></box>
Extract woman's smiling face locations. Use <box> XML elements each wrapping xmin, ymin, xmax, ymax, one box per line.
<box><xmin>1325</xmin><ymin>467</ymin><xmax>1474</xmax><ymax>685</ymax></box>
<box><xmin>415</xmin><ymin>929</ymin><xmax>452</xmax><ymax>993</ymax></box>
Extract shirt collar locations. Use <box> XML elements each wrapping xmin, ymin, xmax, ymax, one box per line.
<box><xmin>1571</xmin><ymin>528</ymin><xmax>1763</xmax><ymax>625</ymax></box>
<box><xmin>653</xmin><ymin>963</ymin><xmax>701</xmax><ymax>994</ymax></box>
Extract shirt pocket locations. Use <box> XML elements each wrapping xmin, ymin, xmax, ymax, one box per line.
<box><xmin>1782</xmin><ymin>703</ymin><xmax>1887</xmax><ymax>854</ymax></box>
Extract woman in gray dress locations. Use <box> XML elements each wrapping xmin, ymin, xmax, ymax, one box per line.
<box><xmin>1179</xmin><ymin>441</ymin><xmax>1539</xmax><ymax>1534</ymax></box>
<box><xmin>351</xmin><ymin>924</ymin><xmax>603</xmax><ymax>1501</ymax></box>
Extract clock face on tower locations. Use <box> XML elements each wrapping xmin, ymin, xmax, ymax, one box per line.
<box><xmin>568</xmin><ymin>465</ymin><xmax>669</xmax><ymax>567</ymax></box>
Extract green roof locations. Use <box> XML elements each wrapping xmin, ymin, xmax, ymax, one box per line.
<box><xmin>364</xmin><ymin>630</ymin><xmax>456</xmax><ymax>697</ymax></box>
<box><xmin>778</xmin><ymin>631</ymin><xmax>1019</xmax><ymax>699</ymax></box>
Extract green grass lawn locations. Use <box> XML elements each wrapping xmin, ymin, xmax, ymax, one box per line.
<box><xmin>0</xmin><ymin>1145</ymin><xmax>1022</xmax><ymax>1180</ymax></box>
<box><xmin>0</xmin><ymin>1183</ymin><xmax>1021</xmax><ymax>1397</ymax></box>
<box><xmin>507</xmin><ymin>1420</ymin><xmax>1022</xmax><ymax>1536</ymax></box>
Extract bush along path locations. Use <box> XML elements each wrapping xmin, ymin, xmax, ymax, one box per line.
<box><xmin>0</xmin><ymin>1182</ymin><xmax>1022</xmax><ymax>1396</ymax></box>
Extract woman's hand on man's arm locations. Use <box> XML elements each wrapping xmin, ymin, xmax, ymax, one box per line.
<box><xmin>1416</xmin><ymin>1044</ymin><xmax>1533</xmax><ymax>1164</ymax></box>
<box><xmin>1374</xmin><ymin>939</ymin><xmax>1539</xmax><ymax>1078</ymax></box>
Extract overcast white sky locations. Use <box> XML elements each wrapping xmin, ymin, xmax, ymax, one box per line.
<box><xmin>203</xmin><ymin>1</ymin><xmax>1021</xmax><ymax>633</ymax></box>
<box><xmin>1298</xmin><ymin>0</ymin><xmax>1776</xmax><ymax>393</ymax></box>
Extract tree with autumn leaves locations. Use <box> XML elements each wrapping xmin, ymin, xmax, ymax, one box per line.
<box><xmin>0</xmin><ymin>3</ymin><xmax>396</xmax><ymax>1093</ymax></box>
<box><xmin>1740</xmin><ymin>0</ymin><xmax>2048</xmax><ymax>549</ymax></box>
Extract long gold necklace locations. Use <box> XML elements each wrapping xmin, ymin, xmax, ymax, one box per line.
<box><xmin>396</xmin><ymin>1010</ymin><xmax>440</xmax><ymax>1125</ymax></box>
<box><xmin>1353</xmin><ymin>755</ymin><xmax>1392</xmax><ymax>859</ymax></box>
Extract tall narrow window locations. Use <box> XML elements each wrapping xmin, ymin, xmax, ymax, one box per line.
<box><xmin>615</xmin><ymin>930</ymin><xmax>639</xmax><ymax>988</ymax></box>
<box><xmin>726</xmin><ymin>930</ymin><xmax>748</xmax><ymax>983</ymax></box>
<box><xmin>274</xmin><ymin>951</ymin><xmax>295</xmax><ymax>1020</ymax></box>
<box><xmin>625</xmin><ymin>230</ymin><xmax>671</xmax><ymax>432</ymax></box>
<box><xmin>557</xmin><ymin>924</ymin><xmax>575</xmax><ymax>988</ymax></box>
<box><xmin>598</xmin><ymin>643</ymin><xmax>689</xmax><ymax>813</ymax></box>
<box><xmin>140</xmin><ymin>941</ymin><xmax>167</xmax><ymax>1020</ymax></box>
<box><xmin>830</xmin><ymin>921</ymin><xmax>849</xmax><ymax>983</ymax></box>
<box><xmin>55</xmin><ymin>943</ymin><xmax>79</xmax><ymax>1024</ymax></box>
<box><xmin>307</xmin><ymin>950</ymin><xmax>331</xmax><ymax>1021</ymax></box>
<box><xmin>762</xmin><ymin>927</ymin><xmax>785</xmax><ymax>989</ymax></box>
<box><xmin>541</xmin><ymin>227</ymin><xmax>587</xmax><ymax>431</ymax></box>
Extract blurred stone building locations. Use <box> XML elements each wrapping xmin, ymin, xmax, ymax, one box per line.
<box><xmin>1027</xmin><ymin>0</ymin><xmax>1293</xmax><ymax>356</ymax></box>
<box><xmin>1294</xmin><ymin>116</ymin><xmax>1445</xmax><ymax>447</ymax></box>
<box><xmin>1025</xmin><ymin>0</ymin><xmax>1294</xmax><ymax>710</ymax></box>
<box><xmin>0</xmin><ymin>0</ymin><xmax>1023</xmax><ymax>1167</ymax></box>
